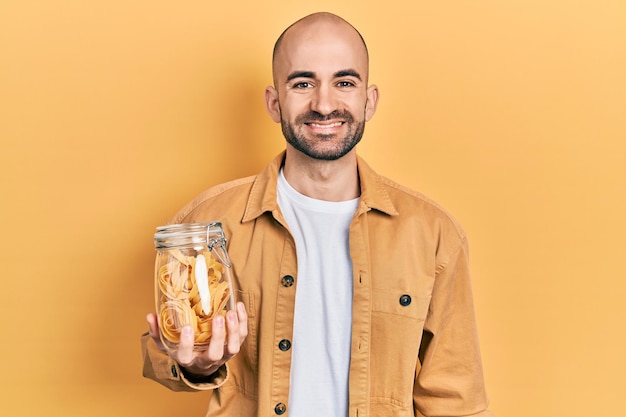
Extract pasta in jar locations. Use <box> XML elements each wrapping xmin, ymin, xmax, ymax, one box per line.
<box><xmin>153</xmin><ymin>222</ymin><xmax>235</xmax><ymax>352</ymax></box>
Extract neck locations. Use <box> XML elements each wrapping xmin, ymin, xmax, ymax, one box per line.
<box><xmin>283</xmin><ymin>146</ymin><xmax>360</xmax><ymax>201</ymax></box>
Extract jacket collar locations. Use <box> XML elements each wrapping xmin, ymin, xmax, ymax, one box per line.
<box><xmin>355</xmin><ymin>155</ymin><xmax>399</xmax><ymax>217</ymax></box>
<box><xmin>241</xmin><ymin>151</ymin><xmax>398</xmax><ymax>223</ymax></box>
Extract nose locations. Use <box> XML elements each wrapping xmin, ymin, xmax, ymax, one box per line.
<box><xmin>310</xmin><ymin>85</ymin><xmax>337</xmax><ymax>116</ymax></box>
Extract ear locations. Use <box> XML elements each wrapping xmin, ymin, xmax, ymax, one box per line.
<box><xmin>265</xmin><ymin>86</ymin><xmax>281</xmax><ymax>123</ymax></box>
<box><xmin>364</xmin><ymin>84</ymin><xmax>379</xmax><ymax>121</ymax></box>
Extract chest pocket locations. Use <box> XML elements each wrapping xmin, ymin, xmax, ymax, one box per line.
<box><xmin>369</xmin><ymin>288</ymin><xmax>431</xmax><ymax>408</ymax></box>
<box><xmin>371</xmin><ymin>288</ymin><xmax>431</xmax><ymax>320</ymax></box>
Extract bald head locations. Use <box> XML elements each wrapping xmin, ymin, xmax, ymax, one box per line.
<box><xmin>264</xmin><ymin>12</ymin><xmax>379</xmax><ymax>163</ymax></box>
<box><xmin>272</xmin><ymin>12</ymin><xmax>370</xmax><ymax>85</ymax></box>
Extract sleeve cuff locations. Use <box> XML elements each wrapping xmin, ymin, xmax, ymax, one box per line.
<box><xmin>141</xmin><ymin>333</ymin><xmax>229</xmax><ymax>392</ymax></box>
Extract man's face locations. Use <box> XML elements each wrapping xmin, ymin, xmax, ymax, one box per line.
<box><xmin>267</xmin><ymin>20</ymin><xmax>378</xmax><ymax>161</ymax></box>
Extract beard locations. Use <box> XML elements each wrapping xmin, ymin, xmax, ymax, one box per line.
<box><xmin>280</xmin><ymin>110</ymin><xmax>366</xmax><ymax>161</ymax></box>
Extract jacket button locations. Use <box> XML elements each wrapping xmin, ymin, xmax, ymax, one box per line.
<box><xmin>278</xmin><ymin>339</ymin><xmax>292</xmax><ymax>351</ymax></box>
<box><xmin>274</xmin><ymin>402</ymin><xmax>287</xmax><ymax>415</ymax></box>
<box><xmin>281</xmin><ymin>275</ymin><xmax>294</xmax><ymax>287</ymax></box>
<box><xmin>399</xmin><ymin>294</ymin><xmax>412</xmax><ymax>306</ymax></box>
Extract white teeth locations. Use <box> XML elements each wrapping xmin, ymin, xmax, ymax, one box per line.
<box><xmin>310</xmin><ymin>122</ymin><xmax>342</xmax><ymax>128</ymax></box>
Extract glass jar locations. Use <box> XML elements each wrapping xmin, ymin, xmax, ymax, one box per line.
<box><xmin>153</xmin><ymin>222</ymin><xmax>235</xmax><ymax>352</ymax></box>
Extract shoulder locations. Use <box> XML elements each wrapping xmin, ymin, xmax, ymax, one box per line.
<box><xmin>167</xmin><ymin>152</ymin><xmax>285</xmax><ymax>226</ymax></box>
<box><xmin>382</xmin><ymin>175</ymin><xmax>465</xmax><ymax>236</ymax></box>
<box><xmin>170</xmin><ymin>175</ymin><xmax>257</xmax><ymax>224</ymax></box>
<box><xmin>377</xmin><ymin>175</ymin><xmax>470</xmax><ymax>271</ymax></box>
<box><xmin>357</xmin><ymin>154</ymin><xmax>466</xmax><ymax>242</ymax></box>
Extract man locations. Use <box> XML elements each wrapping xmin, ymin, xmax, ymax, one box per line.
<box><xmin>142</xmin><ymin>12</ymin><xmax>492</xmax><ymax>417</ymax></box>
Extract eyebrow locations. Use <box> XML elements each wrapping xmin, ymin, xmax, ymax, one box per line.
<box><xmin>286</xmin><ymin>71</ymin><xmax>315</xmax><ymax>82</ymax></box>
<box><xmin>285</xmin><ymin>69</ymin><xmax>363</xmax><ymax>82</ymax></box>
<box><xmin>334</xmin><ymin>69</ymin><xmax>362</xmax><ymax>81</ymax></box>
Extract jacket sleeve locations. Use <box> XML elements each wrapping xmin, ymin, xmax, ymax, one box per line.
<box><xmin>414</xmin><ymin>237</ymin><xmax>493</xmax><ymax>417</ymax></box>
<box><xmin>141</xmin><ymin>332</ymin><xmax>229</xmax><ymax>392</ymax></box>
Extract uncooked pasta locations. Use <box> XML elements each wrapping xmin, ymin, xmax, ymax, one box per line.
<box><xmin>156</xmin><ymin>248</ymin><xmax>231</xmax><ymax>346</ymax></box>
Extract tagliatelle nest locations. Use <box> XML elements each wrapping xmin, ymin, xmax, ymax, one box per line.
<box><xmin>157</xmin><ymin>249</ymin><xmax>231</xmax><ymax>345</ymax></box>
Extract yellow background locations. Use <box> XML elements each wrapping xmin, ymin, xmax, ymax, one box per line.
<box><xmin>1</xmin><ymin>1</ymin><xmax>624</xmax><ymax>416</ymax></box>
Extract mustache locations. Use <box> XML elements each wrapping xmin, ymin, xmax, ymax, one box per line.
<box><xmin>295</xmin><ymin>110</ymin><xmax>355</xmax><ymax>124</ymax></box>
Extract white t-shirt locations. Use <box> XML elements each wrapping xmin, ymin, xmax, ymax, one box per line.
<box><xmin>277</xmin><ymin>170</ymin><xmax>358</xmax><ymax>417</ymax></box>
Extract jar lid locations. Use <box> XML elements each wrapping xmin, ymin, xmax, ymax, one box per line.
<box><xmin>154</xmin><ymin>221</ymin><xmax>224</xmax><ymax>249</ymax></box>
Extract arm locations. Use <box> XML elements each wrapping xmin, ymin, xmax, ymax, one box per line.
<box><xmin>141</xmin><ymin>302</ymin><xmax>248</xmax><ymax>392</ymax></box>
<box><xmin>414</xmin><ymin>238</ymin><xmax>493</xmax><ymax>417</ymax></box>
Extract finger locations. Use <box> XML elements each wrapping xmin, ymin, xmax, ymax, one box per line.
<box><xmin>225</xmin><ymin>310</ymin><xmax>241</xmax><ymax>356</ymax></box>
<box><xmin>146</xmin><ymin>313</ymin><xmax>167</xmax><ymax>351</ymax></box>
<box><xmin>206</xmin><ymin>315</ymin><xmax>226</xmax><ymax>362</ymax></box>
<box><xmin>177</xmin><ymin>326</ymin><xmax>195</xmax><ymax>365</ymax></box>
<box><xmin>146</xmin><ymin>313</ymin><xmax>159</xmax><ymax>338</ymax></box>
<box><xmin>237</xmin><ymin>302</ymin><xmax>249</xmax><ymax>340</ymax></box>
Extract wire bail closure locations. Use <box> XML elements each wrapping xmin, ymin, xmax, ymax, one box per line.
<box><xmin>206</xmin><ymin>224</ymin><xmax>232</xmax><ymax>268</ymax></box>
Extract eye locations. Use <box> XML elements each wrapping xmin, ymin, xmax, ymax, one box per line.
<box><xmin>337</xmin><ymin>80</ymin><xmax>356</xmax><ymax>88</ymax></box>
<box><xmin>293</xmin><ymin>81</ymin><xmax>311</xmax><ymax>89</ymax></box>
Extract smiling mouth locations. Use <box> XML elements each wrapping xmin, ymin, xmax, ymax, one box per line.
<box><xmin>306</xmin><ymin>121</ymin><xmax>344</xmax><ymax>129</ymax></box>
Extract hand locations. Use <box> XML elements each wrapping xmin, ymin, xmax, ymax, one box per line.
<box><xmin>146</xmin><ymin>301</ymin><xmax>248</xmax><ymax>378</ymax></box>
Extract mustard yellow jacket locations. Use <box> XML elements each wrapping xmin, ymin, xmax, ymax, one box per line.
<box><xmin>142</xmin><ymin>152</ymin><xmax>492</xmax><ymax>417</ymax></box>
